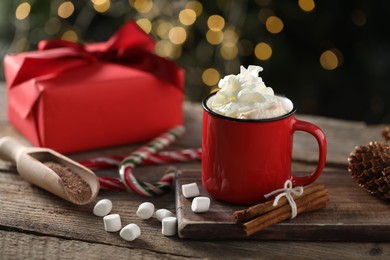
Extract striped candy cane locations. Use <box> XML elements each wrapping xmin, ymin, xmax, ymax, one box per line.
<box><xmin>119</xmin><ymin>125</ymin><xmax>184</xmax><ymax>196</ymax></box>
<box><xmin>80</xmin><ymin>148</ymin><xmax>202</xmax><ymax>169</ymax></box>
<box><xmin>81</xmin><ymin>126</ymin><xmax>201</xmax><ymax>196</ymax></box>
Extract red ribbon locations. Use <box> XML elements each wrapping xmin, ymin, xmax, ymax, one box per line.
<box><xmin>4</xmin><ymin>21</ymin><xmax>183</xmax><ymax>117</ymax></box>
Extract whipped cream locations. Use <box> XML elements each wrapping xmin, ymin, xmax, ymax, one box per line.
<box><xmin>209</xmin><ymin>65</ymin><xmax>293</xmax><ymax>119</ymax></box>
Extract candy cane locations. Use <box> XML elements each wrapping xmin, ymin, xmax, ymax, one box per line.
<box><xmin>98</xmin><ymin>176</ymin><xmax>126</xmax><ymax>191</ymax></box>
<box><xmin>80</xmin><ymin>148</ymin><xmax>202</xmax><ymax>169</ymax></box>
<box><xmin>119</xmin><ymin>126</ymin><xmax>185</xmax><ymax>196</ymax></box>
<box><xmin>80</xmin><ymin>126</ymin><xmax>201</xmax><ymax>196</ymax></box>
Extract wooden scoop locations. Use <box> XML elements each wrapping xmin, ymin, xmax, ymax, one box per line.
<box><xmin>0</xmin><ymin>137</ymin><xmax>100</xmax><ymax>205</ymax></box>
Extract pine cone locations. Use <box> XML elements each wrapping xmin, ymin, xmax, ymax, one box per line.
<box><xmin>382</xmin><ymin>127</ymin><xmax>390</xmax><ymax>143</ymax></box>
<box><xmin>348</xmin><ymin>142</ymin><xmax>390</xmax><ymax>200</ymax></box>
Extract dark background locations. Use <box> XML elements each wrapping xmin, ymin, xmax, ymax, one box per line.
<box><xmin>1</xmin><ymin>0</ymin><xmax>390</xmax><ymax>124</ymax></box>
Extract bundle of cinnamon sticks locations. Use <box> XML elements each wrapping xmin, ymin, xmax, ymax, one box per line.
<box><xmin>233</xmin><ymin>183</ymin><xmax>329</xmax><ymax>236</ymax></box>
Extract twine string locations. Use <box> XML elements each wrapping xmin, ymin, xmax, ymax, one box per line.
<box><xmin>264</xmin><ymin>180</ymin><xmax>304</xmax><ymax>219</ymax></box>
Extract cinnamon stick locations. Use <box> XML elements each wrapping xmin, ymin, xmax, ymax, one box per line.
<box><xmin>243</xmin><ymin>192</ymin><xmax>329</xmax><ymax>236</ymax></box>
<box><xmin>234</xmin><ymin>183</ymin><xmax>327</xmax><ymax>223</ymax></box>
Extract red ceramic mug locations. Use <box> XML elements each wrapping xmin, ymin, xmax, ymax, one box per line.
<box><xmin>202</xmin><ymin>92</ymin><xmax>327</xmax><ymax>205</ymax></box>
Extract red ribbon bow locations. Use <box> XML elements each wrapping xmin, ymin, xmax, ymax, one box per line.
<box><xmin>4</xmin><ymin>21</ymin><xmax>183</xmax><ymax>117</ymax></box>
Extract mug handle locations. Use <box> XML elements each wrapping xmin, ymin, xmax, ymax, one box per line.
<box><xmin>291</xmin><ymin>118</ymin><xmax>327</xmax><ymax>186</ymax></box>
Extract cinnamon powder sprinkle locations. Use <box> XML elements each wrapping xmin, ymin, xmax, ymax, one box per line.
<box><xmin>44</xmin><ymin>161</ymin><xmax>92</xmax><ymax>204</ymax></box>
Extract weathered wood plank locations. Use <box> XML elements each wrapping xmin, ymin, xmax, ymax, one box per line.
<box><xmin>2</xmin><ymin>228</ymin><xmax>390</xmax><ymax>259</ymax></box>
<box><xmin>0</xmin><ymin>165</ymin><xmax>169</xmax><ymax>246</ymax></box>
<box><xmin>3</xmin><ymin>81</ymin><xmax>390</xmax><ymax>258</ymax></box>
<box><xmin>176</xmin><ymin>170</ymin><xmax>390</xmax><ymax>241</ymax></box>
<box><xmin>4</xmin><ymin>163</ymin><xmax>381</xmax><ymax>258</ymax></box>
<box><xmin>0</xmin><ymin>230</ymin><xmax>187</xmax><ymax>259</ymax></box>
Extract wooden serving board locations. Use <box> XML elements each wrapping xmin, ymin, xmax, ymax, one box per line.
<box><xmin>175</xmin><ymin>170</ymin><xmax>390</xmax><ymax>241</ymax></box>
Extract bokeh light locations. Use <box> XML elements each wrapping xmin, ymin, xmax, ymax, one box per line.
<box><xmin>169</xmin><ymin>26</ymin><xmax>187</xmax><ymax>45</ymax></box>
<box><xmin>136</xmin><ymin>18</ymin><xmax>152</xmax><ymax>33</ymax></box>
<box><xmin>331</xmin><ymin>48</ymin><xmax>344</xmax><ymax>67</ymax></box>
<box><xmin>93</xmin><ymin>0</ymin><xmax>111</xmax><ymax>13</ymax></box>
<box><xmin>186</xmin><ymin>1</ymin><xmax>203</xmax><ymax>17</ymax></box>
<box><xmin>58</xmin><ymin>2</ymin><xmax>75</xmax><ymax>19</ymax></box>
<box><xmin>206</xmin><ymin>30</ymin><xmax>223</xmax><ymax>45</ymax></box>
<box><xmin>61</xmin><ymin>30</ymin><xmax>78</xmax><ymax>42</ymax></box>
<box><xmin>320</xmin><ymin>49</ymin><xmax>340</xmax><ymax>70</ymax></box>
<box><xmin>155</xmin><ymin>20</ymin><xmax>173</xmax><ymax>39</ymax></box>
<box><xmin>92</xmin><ymin>0</ymin><xmax>108</xmax><ymax>4</ymax></box>
<box><xmin>44</xmin><ymin>18</ymin><xmax>61</xmax><ymax>35</ymax></box>
<box><xmin>179</xmin><ymin>9</ymin><xmax>197</xmax><ymax>26</ymax></box>
<box><xmin>155</xmin><ymin>39</ymin><xmax>173</xmax><ymax>58</ymax></box>
<box><xmin>132</xmin><ymin>0</ymin><xmax>153</xmax><ymax>14</ymax></box>
<box><xmin>223</xmin><ymin>29</ymin><xmax>238</xmax><ymax>44</ymax></box>
<box><xmin>298</xmin><ymin>0</ymin><xmax>315</xmax><ymax>12</ymax></box>
<box><xmin>15</xmin><ymin>2</ymin><xmax>31</xmax><ymax>20</ymax></box>
<box><xmin>220</xmin><ymin>43</ymin><xmax>238</xmax><ymax>60</ymax></box>
<box><xmin>255</xmin><ymin>42</ymin><xmax>272</xmax><ymax>60</ymax></box>
<box><xmin>207</xmin><ymin>15</ymin><xmax>225</xmax><ymax>32</ymax></box>
<box><xmin>202</xmin><ymin>68</ymin><xmax>220</xmax><ymax>87</ymax></box>
<box><xmin>265</xmin><ymin>16</ymin><xmax>284</xmax><ymax>34</ymax></box>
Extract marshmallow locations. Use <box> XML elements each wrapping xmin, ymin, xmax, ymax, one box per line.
<box><xmin>103</xmin><ymin>214</ymin><xmax>121</xmax><ymax>232</ymax></box>
<box><xmin>120</xmin><ymin>223</ymin><xmax>141</xmax><ymax>241</ymax></box>
<box><xmin>93</xmin><ymin>199</ymin><xmax>113</xmax><ymax>217</ymax></box>
<box><xmin>156</xmin><ymin>209</ymin><xmax>175</xmax><ymax>222</ymax></box>
<box><xmin>191</xmin><ymin>197</ymin><xmax>210</xmax><ymax>213</ymax></box>
<box><xmin>162</xmin><ymin>217</ymin><xmax>177</xmax><ymax>236</ymax></box>
<box><xmin>136</xmin><ymin>202</ymin><xmax>155</xmax><ymax>219</ymax></box>
<box><xmin>182</xmin><ymin>182</ymin><xmax>200</xmax><ymax>198</ymax></box>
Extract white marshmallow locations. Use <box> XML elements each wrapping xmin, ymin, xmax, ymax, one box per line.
<box><xmin>103</xmin><ymin>214</ymin><xmax>121</xmax><ymax>232</ymax></box>
<box><xmin>136</xmin><ymin>202</ymin><xmax>155</xmax><ymax>219</ymax></box>
<box><xmin>191</xmin><ymin>197</ymin><xmax>210</xmax><ymax>213</ymax></box>
<box><xmin>93</xmin><ymin>199</ymin><xmax>113</xmax><ymax>217</ymax></box>
<box><xmin>120</xmin><ymin>223</ymin><xmax>141</xmax><ymax>241</ymax></box>
<box><xmin>182</xmin><ymin>183</ymin><xmax>200</xmax><ymax>198</ymax></box>
<box><xmin>162</xmin><ymin>217</ymin><xmax>177</xmax><ymax>236</ymax></box>
<box><xmin>155</xmin><ymin>209</ymin><xmax>175</xmax><ymax>222</ymax></box>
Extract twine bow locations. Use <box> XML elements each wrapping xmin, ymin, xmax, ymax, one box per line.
<box><xmin>264</xmin><ymin>180</ymin><xmax>304</xmax><ymax>219</ymax></box>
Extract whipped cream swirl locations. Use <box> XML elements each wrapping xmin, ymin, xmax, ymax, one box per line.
<box><xmin>209</xmin><ymin>65</ymin><xmax>293</xmax><ymax>119</ymax></box>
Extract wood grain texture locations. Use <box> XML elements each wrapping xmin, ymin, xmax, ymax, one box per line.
<box><xmin>2</xmin><ymin>230</ymin><xmax>390</xmax><ymax>259</ymax></box>
<box><xmin>176</xmin><ymin>170</ymin><xmax>390</xmax><ymax>241</ymax></box>
<box><xmin>2</xmin><ymin>81</ymin><xmax>390</xmax><ymax>258</ymax></box>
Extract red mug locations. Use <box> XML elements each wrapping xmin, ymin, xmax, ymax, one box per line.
<box><xmin>202</xmin><ymin>92</ymin><xmax>327</xmax><ymax>205</ymax></box>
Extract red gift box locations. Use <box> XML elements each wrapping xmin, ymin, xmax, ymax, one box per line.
<box><xmin>3</xmin><ymin>21</ymin><xmax>184</xmax><ymax>153</ymax></box>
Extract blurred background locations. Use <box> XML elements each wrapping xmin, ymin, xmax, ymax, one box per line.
<box><xmin>1</xmin><ymin>0</ymin><xmax>390</xmax><ymax>124</ymax></box>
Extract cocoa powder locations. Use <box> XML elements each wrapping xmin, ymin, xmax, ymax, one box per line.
<box><xmin>44</xmin><ymin>161</ymin><xmax>92</xmax><ymax>204</ymax></box>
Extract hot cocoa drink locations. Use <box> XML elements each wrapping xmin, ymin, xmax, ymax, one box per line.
<box><xmin>202</xmin><ymin>65</ymin><xmax>327</xmax><ymax>205</ymax></box>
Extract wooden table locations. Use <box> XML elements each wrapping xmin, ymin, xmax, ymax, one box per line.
<box><xmin>1</xmin><ymin>82</ymin><xmax>390</xmax><ymax>259</ymax></box>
